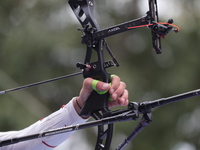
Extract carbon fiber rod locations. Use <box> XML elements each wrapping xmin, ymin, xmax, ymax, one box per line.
<box><xmin>0</xmin><ymin>72</ymin><xmax>82</xmax><ymax>95</ymax></box>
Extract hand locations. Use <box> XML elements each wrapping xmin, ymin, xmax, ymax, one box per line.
<box><xmin>73</xmin><ymin>76</ymin><xmax>129</xmax><ymax>115</ymax></box>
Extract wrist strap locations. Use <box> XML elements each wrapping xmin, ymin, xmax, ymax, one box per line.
<box><xmin>76</xmin><ymin>98</ymin><xmax>82</xmax><ymax>109</ymax></box>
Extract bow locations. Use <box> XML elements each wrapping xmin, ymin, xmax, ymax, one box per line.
<box><xmin>0</xmin><ymin>0</ymin><xmax>184</xmax><ymax>149</ymax></box>
<box><xmin>67</xmin><ymin>0</ymin><xmax>179</xmax><ymax>149</ymax></box>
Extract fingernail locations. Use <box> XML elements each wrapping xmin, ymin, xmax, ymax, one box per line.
<box><xmin>121</xmin><ymin>98</ymin><xmax>125</xmax><ymax>105</ymax></box>
<box><xmin>110</xmin><ymin>88</ymin><xmax>114</xmax><ymax>94</ymax></box>
<box><xmin>102</xmin><ymin>83</ymin><xmax>109</xmax><ymax>89</ymax></box>
<box><xmin>113</xmin><ymin>94</ymin><xmax>118</xmax><ymax>100</ymax></box>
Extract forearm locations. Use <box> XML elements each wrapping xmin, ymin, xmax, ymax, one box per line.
<box><xmin>0</xmin><ymin>98</ymin><xmax>88</xmax><ymax>150</ymax></box>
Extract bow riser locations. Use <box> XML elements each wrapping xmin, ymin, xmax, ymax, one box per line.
<box><xmin>69</xmin><ymin>1</ymin><xmax>114</xmax><ymax>149</ymax></box>
<box><xmin>69</xmin><ymin>0</ymin><xmax>112</xmax><ymax>118</ymax></box>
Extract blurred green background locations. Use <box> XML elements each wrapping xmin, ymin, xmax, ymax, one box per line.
<box><xmin>0</xmin><ymin>0</ymin><xmax>200</xmax><ymax>150</ymax></box>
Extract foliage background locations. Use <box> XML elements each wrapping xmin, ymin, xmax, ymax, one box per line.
<box><xmin>0</xmin><ymin>0</ymin><xmax>200</xmax><ymax>150</ymax></box>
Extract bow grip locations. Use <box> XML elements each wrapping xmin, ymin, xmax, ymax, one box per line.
<box><xmin>80</xmin><ymin>70</ymin><xmax>112</xmax><ymax>118</ymax></box>
<box><xmin>80</xmin><ymin>90</ymin><xmax>111</xmax><ymax>118</ymax></box>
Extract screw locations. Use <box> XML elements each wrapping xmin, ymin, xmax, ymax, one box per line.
<box><xmin>93</xmin><ymin>64</ymin><xmax>97</xmax><ymax>69</ymax></box>
<box><xmin>89</xmin><ymin>1</ymin><xmax>93</xmax><ymax>6</ymax></box>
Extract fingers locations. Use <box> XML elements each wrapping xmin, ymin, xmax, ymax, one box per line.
<box><xmin>109</xmin><ymin>75</ymin><xmax>120</xmax><ymax>95</ymax></box>
<box><xmin>109</xmin><ymin>76</ymin><xmax>125</xmax><ymax>99</ymax></box>
<box><xmin>109</xmin><ymin>75</ymin><xmax>129</xmax><ymax>108</ymax></box>
<box><xmin>79</xmin><ymin>78</ymin><xmax>110</xmax><ymax>104</ymax></box>
<box><xmin>82</xmin><ymin>78</ymin><xmax>110</xmax><ymax>92</ymax></box>
<box><xmin>79</xmin><ymin>76</ymin><xmax>128</xmax><ymax>108</ymax></box>
<box><xmin>108</xmin><ymin>88</ymin><xmax>129</xmax><ymax>108</ymax></box>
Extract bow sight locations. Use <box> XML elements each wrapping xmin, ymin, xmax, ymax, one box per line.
<box><xmin>69</xmin><ymin>0</ymin><xmax>179</xmax><ymax>54</ymax></box>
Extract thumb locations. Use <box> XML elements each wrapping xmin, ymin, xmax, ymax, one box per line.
<box><xmin>79</xmin><ymin>78</ymin><xmax>110</xmax><ymax>104</ymax></box>
<box><xmin>92</xmin><ymin>79</ymin><xmax>111</xmax><ymax>94</ymax></box>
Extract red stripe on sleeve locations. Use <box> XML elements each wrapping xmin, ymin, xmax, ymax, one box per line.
<box><xmin>42</xmin><ymin>140</ymin><xmax>57</xmax><ymax>148</ymax></box>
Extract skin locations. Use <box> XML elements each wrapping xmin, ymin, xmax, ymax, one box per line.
<box><xmin>73</xmin><ymin>76</ymin><xmax>129</xmax><ymax>117</ymax></box>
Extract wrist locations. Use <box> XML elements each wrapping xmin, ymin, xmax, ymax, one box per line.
<box><xmin>76</xmin><ymin>97</ymin><xmax>82</xmax><ymax>110</ymax></box>
<box><xmin>73</xmin><ymin>97</ymin><xmax>82</xmax><ymax>114</ymax></box>
<box><xmin>73</xmin><ymin>97</ymin><xmax>89</xmax><ymax>119</ymax></box>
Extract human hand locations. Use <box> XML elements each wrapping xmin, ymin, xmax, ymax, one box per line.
<box><xmin>73</xmin><ymin>76</ymin><xmax>129</xmax><ymax>115</ymax></box>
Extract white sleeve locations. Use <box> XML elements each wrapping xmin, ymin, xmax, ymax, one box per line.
<box><xmin>0</xmin><ymin>98</ymin><xmax>88</xmax><ymax>150</ymax></box>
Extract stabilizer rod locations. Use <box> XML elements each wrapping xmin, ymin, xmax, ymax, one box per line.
<box><xmin>138</xmin><ymin>89</ymin><xmax>200</xmax><ymax>113</ymax></box>
<box><xmin>1</xmin><ymin>89</ymin><xmax>200</xmax><ymax>148</ymax></box>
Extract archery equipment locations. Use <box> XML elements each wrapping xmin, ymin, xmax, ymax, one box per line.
<box><xmin>0</xmin><ymin>0</ymin><xmax>184</xmax><ymax>150</ymax></box>
<box><xmin>1</xmin><ymin>89</ymin><xmax>200</xmax><ymax>149</ymax></box>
